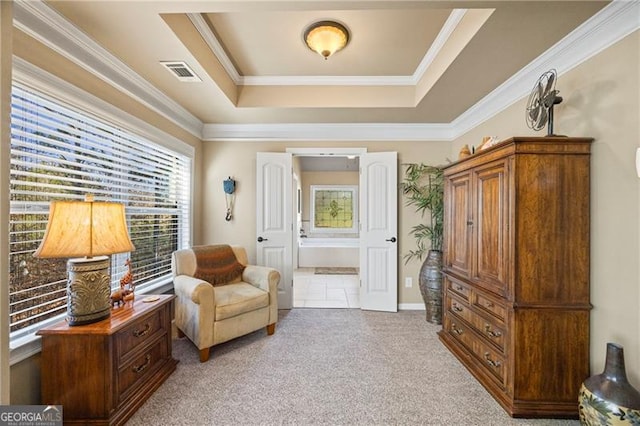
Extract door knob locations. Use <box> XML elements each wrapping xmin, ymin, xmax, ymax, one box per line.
<box><xmin>257</xmin><ymin>236</ymin><xmax>268</xmax><ymax>242</ymax></box>
<box><xmin>385</xmin><ymin>237</ymin><xmax>397</xmax><ymax>243</ymax></box>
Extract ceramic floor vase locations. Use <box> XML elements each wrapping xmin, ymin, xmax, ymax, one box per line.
<box><xmin>418</xmin><ymin>250</ymin><xmax>442</xmax><ymax>324</ymax></box>
<box><xmin>579</xmin><ymin>343</ymin><xmax>640</xmax><ymax>425</ymax></box>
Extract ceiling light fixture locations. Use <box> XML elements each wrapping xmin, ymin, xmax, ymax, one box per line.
<box><xmin>303</xmin><ymin>20</ymin><xmax>350</xmax><ymax>60</ymax></box>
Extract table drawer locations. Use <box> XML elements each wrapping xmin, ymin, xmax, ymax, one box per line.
<box><xmin>117</xmin><ymin>336</ymin><xmax>169</xmax><ymax>399</ymax></box>
<box><xmin>116</xmin><ymin>308</ymin><xmax>166</xmax><ymax>362</ymax></box>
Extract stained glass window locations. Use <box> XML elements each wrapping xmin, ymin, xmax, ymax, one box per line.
<box><xmin>311</xmin><ymin>185</ymin><xmax>358</xmax><ymax>233</ymax></box>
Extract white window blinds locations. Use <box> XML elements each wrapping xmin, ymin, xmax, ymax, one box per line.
<box><xmin>9</xmin><ymin>84</ymin><xmax>191</xmax><ymax>337</ymax></box>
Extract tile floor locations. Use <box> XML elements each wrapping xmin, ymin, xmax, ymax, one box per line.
<box><xmin>293</xmin><ymin>267</ymin><xmax>360</xmax><ymax>308</ymax></box>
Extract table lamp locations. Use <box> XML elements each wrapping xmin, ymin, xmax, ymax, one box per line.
<box><xmin>34</xmin><ymin>195</ymin><xmax>135</xmax><ymax>326</ymax></box>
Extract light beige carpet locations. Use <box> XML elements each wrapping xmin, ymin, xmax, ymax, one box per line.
<box><xmin>128</xmin><ymin>309</ymin><xmax>579</xmax><ymax>426</ymax></box>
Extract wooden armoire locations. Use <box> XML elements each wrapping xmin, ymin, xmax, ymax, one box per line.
<box><xmin>438</xmin><ymin>136</ymin><xmax>592</xmax><ymax>418</ymax></box>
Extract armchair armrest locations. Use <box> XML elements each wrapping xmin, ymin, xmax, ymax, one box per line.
<box><xmin>242</xmin><ymin>265</ymin><xmax>280</xmax><ymax>294</ymax></box>
<box><xmin>243</xmin><ymin>265</ymin><xmax>280</xmax><ymax>324</ymax></box>
<box><xmin>173</xmin><ymin>275</ymin><xmax>215</xmax><ymax>349</ymax></box>
<box><xmin>174</xmin><ymin>275</ymin><xmax>214</xmax><ymax>305</ymax></box>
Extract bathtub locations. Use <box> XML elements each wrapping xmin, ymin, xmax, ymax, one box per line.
<box><xmin>298</xmin><ymin>237</ymin><xmax>359</xmax><ymax>268</ymax></box>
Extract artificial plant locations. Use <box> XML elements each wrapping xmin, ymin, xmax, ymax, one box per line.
<box><xmin>400</xmin><ymin>163</ymin><xmax>444</xmax><ymax>263</ymax></box>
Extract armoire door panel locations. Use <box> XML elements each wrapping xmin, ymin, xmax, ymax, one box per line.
<box><xmin>472</xmin><ymin>160</ymin><xmax>510</xmax><ymax>295</ymax></box>
<box><xmin>444</xmin><ymin>171</ymin><xmax>472</xmax><ymax>279</ymax></box>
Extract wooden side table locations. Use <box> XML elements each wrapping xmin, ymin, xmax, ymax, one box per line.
<box><xmin>37</xmin><ymin>294</ymin><xmax>178</xmax><ymax>425</ymax></box>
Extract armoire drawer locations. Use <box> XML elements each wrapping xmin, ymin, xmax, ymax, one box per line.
<box><xmin>446</xmin><ymin>295</ymin><xmax>506</xmax><ymax>352</ymax></box>
<box><xmin>444</xmin><ymin>313</ymin><xmax>507</xmax><ymax>388</ymax></box>
<box><xmin>445</xmin><ymin>292</ymin><xmax>472</xmax><ymax>323</ymax></box>
<box><xmin>446</xmin><ymin>275</ymin><xmax>471</xmax><ymax>302</ymax></box>
<box><xmin>473</xmin><ymin>339</ymin><xmax>507</xmax><ymax>388</ymax></box>
<box><xmin>443</xmin><ymin>315</ymin><xmax>475</xmax><ymax>353</ymax></box>
<box><xmin>470</xmin><ymin>313</ymin><xmax>506</xmax><ymax>352</ymax></box>
<box><xmin>472</xmin><ymin>291</ymin><xmax>507</xmax><ymax>322</ymax></box>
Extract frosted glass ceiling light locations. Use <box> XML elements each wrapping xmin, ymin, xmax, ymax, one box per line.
<box><xmin>304</xmin><ymin>20</ymin><xmax>350</xmax><ymax>60</ymax></box>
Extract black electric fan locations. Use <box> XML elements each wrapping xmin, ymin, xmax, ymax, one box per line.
<box><xmin>525</xmin><ymin>69</ymin><xmax>563</xmax><ymax>136</ymax></box>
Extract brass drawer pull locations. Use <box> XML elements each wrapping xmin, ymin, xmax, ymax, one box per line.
<box><xmin>485</xmin><ymin>301</ymin><xmax>495</xmax><ymax>308</ymax></box>
<box><xmin>455</xmin><ymin>285</ymin><xmax>465</xmax><ymax>292</ymax></box>
<box><xmin>132</xmin><ymin>355</ymin><xmax>151</xmax><ymax>373</ymax></box>
<box><xmin>133</xmin><ymin>323</ymin><xmax>150</xmax><ymax>338</ymax></box>
<box><xmin>484</xmin><ymin>324</ymin><xmax>502</xmax><ymax>338</ymax></box>
<box><xmin>451</xmin><ymin>323</ymin><xmax>464</xmax><ymax>335</ymax></box>
<box><xmin>484</xmin><ymin>352</ymin><xmax>501</xmax><ymax>368</ymax></box>
<box><xmin>452</xmin><ymin>303</ymin><xmax>463</xmax><ymax>312</ymax></box>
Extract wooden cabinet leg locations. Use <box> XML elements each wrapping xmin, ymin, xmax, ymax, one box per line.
<box><xmin>199</xmin><ymin>347</ymin><xmax>210</xmax><ymax>362</ymax></box>
<box><xmin>266</xmin><ymin>323</ymin><xmax>276</xmax><ymax>335</ymax></box>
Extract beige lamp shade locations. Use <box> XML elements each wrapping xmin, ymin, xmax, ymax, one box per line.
<box><xmin>34</xmin><ymin>198</ymin><xmax>135</xmax><ymax>258</ymax></box>
<box><xmin>304</xmin><ymin>21</ymin><xmax>350</xmax><ymax>59</ymax></box>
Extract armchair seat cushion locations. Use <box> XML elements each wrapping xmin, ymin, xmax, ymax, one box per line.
<box><xmin>215</xmin><ymin>282</ymin><xmax>269</xmax><ymax>321</ymax></box>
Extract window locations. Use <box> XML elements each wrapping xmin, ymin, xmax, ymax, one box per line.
<box><xmin>310</xmin><ymin>185</ymin><xmax>358</xmax><ymax>234</ymax></box>
<box><xmin>9</xmin><ymin>84</ymin><xmax>191</xmax><ymax>339</ymax></box>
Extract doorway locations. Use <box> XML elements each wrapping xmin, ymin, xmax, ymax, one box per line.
<box><xmin>256</xmin><ymin>150</ymin><xmax>398</xmax><ymax>312</ymax></box>
<box><xmin>293</xmin><ymin>154</ymin><xmax>360</xmax><ymax>308</ymax></box>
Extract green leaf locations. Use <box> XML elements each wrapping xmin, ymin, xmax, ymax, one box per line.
<box><xmin>400</xmin><ymin>163</ymin><xmax>445</xmax><ymax>261</ymax></box>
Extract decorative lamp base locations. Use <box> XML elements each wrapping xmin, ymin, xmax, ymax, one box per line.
<box><xmin>66</xmin><ymin>256</ymin><xmax>111</xmax><ymax>326</ymax></box>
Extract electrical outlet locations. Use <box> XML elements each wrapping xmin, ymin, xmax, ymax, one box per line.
<box><xmin>405</xmin><ymin>277</ymin><xmax>413</xmax><ymax>288</ymax></box>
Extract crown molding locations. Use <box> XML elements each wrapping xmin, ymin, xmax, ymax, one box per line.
<box><xmin>449</xmin><ymin>0</ymin><xmax>640</xmax><ymax>140</ymax></box>
<box><xmin>13</xmin><ymin>0</ymin><xmax>203</xmax><ymax>139</ymax></box>
<box><xmin>412</xmin><ymin>9</ymin><xmax>467</xmax><ymax>86</ymax></box>
<box><xmin>202</xmin><ymin>122</ymin><xmax>453</xmax><ymax>142</ymax></box>
<box><xmin>241</xmin><ymin>75</ymin><xmax>415</xmax><ymax>86</ymax></box>
<box><xmin>187</xmin><ymin>13</ymin><xmax>242</xmax><ymax>84</ymax></box>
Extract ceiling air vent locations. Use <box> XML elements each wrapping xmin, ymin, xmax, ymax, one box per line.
<box><xmin>160</xmin><ymin>61</ymin><xmax>202</xmax><ymax>82</ymax></box>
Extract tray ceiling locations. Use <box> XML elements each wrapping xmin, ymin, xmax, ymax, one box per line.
<box><xmin>43</xmin><ymin>1</ymin><xmax>609</xmax><ymax>127</ymax></box>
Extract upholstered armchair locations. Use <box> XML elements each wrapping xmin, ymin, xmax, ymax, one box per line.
<box><xmin>171</xmin><ymin>245</ymin><xmax>280</xmax><ymax>362</ymax></box>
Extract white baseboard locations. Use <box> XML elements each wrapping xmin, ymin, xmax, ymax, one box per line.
<box><xmin>398</xmin><ymin>303</ymin><xmax>426</xmax><ymax>310</ymax></box>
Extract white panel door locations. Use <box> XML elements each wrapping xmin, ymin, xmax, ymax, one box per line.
<box><xmin>256</xmin><ymin>152</ymin><xmax>293</xmax><ymax>309</ymax></box>
<box><xmin>360</xmin><ymin>152</ymin><xmax>398</xmax><ymax>312</ymax></box>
